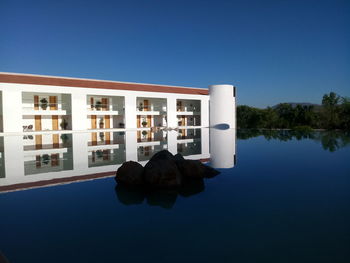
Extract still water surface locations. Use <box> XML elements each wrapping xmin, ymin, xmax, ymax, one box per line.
<box><xmin>0</xmin><ymin>129</ymin><xmax>349</xmax><ymax>263</ymax></box>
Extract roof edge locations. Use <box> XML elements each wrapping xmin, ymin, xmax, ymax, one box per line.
<box><xmin>0</xmin><ymin>72</ymin><xmax>207</xmax><ymax>91</ymax></box>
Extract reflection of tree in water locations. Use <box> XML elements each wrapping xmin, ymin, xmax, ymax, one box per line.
<box><xmin>237</xmin><ymin>129</ymin><xmax>350</xmax><ymax>152</ymax></box>
<box><xmin>115</xmin><ymin>178</ymin><xmax>205</xmax><ymax>209</ymax></box>
<box><xmin>318</xmin><ymin>131</ymin><xmax>350</xmax><ymax>152</ymax></box>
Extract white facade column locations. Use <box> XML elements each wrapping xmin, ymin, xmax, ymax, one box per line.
<box><xmin>200</xmin><ymin>98</ymin><xmax>209</xmax><ymax>127</ymax></box>
<box><xmin>201</xmin><ymin>128</ymin><xmax>210</xmax><ymax>156</ymax></box>
<box><xmin>167</xmin><ymin>130</ymin><xmax>178</xmax><ymax>155</ymax></box>
<box><xmin>167</xmin><ymin>97</ymin><xmax>177</xmax><ymax>128</ymax></box>
<box><xmin>72</xmin><ymin>133</ymin><xmax>89</xmax><ymax>171</ymax></box>
<box><xmin>125</xmin><ymin>95</ymin><xmax>137</xmax><ymax>129</ymax></box>
<box><xmin>0</xmin><ymin>91</ymin><xmax>3</xmax><ymax>132</ymax></box>
<box><xmin>209</xmin><ymin>84</ymin><xmax>236</xmax><ymax>128</ymax></box>
<box><xmin>210</xmin><ymin>128</ymin><xmax>236</xmax><ymax>168</ymax></box>
<box><xmin>2</xmin><ymin>89</ymin><xmax>22</xmax><ymax>133</ymax></box>
<box><xmin>125</xmin><ymin>130</ymin><xmax>137</xmax><ymax>161</ymax></box>
<box><xmin>71</xmin><ymin>92</ymin><xmax>87</xmax><ymax>131</ymax></box>
<box><xmin>4</xmin><ymin>135</ymin><xmax>25</xmax><ymax>179</ymax></box>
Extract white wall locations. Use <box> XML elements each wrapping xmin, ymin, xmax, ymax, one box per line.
<box><xmin>0</xmin><ymin>91</ymin><xmax>3</xmax><ymax>132</ymax></box>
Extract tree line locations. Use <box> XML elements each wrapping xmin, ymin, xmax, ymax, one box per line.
<box><xmin>237</xmin><ymin>92</ymin><xmax>350</xmax><ymax>130</ymax></box>
<box><xmin>237</xmin><ymin>129</ymin><xmax>350</xmax><ymax>152</ymax></box>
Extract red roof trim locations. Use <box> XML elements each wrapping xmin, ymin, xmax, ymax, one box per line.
<box><xmin>0</xmin><ymin>73</ymin><xmax>209</xmax><ymax>95</ymax></box>
<box><xmin>0</xmin><ymin>171</ymin><xmax>115</xmax><ymax>193</ymax></box>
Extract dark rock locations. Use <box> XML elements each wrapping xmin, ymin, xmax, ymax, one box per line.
<box><xmin>174</xmin><ymin>153</ymin><xmax>185</xmax><ymax>162</ymax></box>
<box><xmin>150</xmin><ymin>150</ymin><xmax>176</xmax><ymax>162</ymax></box>
<box><xmin>176</xmin><ymin>159</ymin><xmax>220</xmax><ymax>179</ymax></box>
<box><xmin>178</xmin><ymin>177</ymin><xmax>205</xmax><ymax>197</ymax></box>
<box><xmin>142</xmin><ymin>150</ymin><xmax>183</xmax><ymax>188</ymax></box>
<box><xmin>144</xmin><ymin>158</ymin><xmax>182</xmax><ymax>188</ymax></box>
<box><xmin>146</xmin><ymin>189</ymin><xmax>178</xmax><ymax>209</ymax></box>
<box><xmin>115</xmin><ymin>161</ymin><xmax>144</xmax><ymax>185</ymax></box>
<box><xmin>114</xmin><ymin>151</ymin><xmax>219</xmax><ymax>188</ymax></box>
<box><xmin>115</xmin><ymin>184</ymin><xmax>145</xmax><ymax>205</ymax></box>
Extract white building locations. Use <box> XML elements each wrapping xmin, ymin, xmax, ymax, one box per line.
<box><xmin>0</xmin><ymin>72</ymin><xmax>236</xmax><ymax>133</ymax></box>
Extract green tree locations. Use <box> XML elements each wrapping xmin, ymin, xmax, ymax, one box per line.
<box><xmin>321</xmin><ymin>92</ymin><xmax>340</xmax><ymax>129</ymax></box>
<box><xmin>339</xmin><ymin>97</ymin><xmax>350</xmax><ymax>130</ymax></box>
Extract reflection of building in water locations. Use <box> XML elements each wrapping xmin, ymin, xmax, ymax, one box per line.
<box><xmin>177</xmin><ymin>129</ymin><xmax>201</xmax><ymax>156</ymax></box>
<box><xmin>137</xmin><ymin>130</ymin><xmax>168</xmax><ymax>162</ymax></box>
<box><xmin>210</xmin><ymin>128</ymin><xmax>236</xmax><ymax>168</ymax></box>
<box><xmin>0</xmin><ymin>128</ymin><xmax>236</xmax><ymax>192</ymax></box>
<box><xmin>88</xmin><ymin>132</ymin><xmax>126</xmax><ymax>167</ymax></box>
<box><xmin>23</xmin><ymin>134</ymin><xmax>73</xmax><ymax>175</ymax></box>
<box><xmin>0</xmin><ymin>137</ymin><xmax>4</xmax><ymax>178</ymax></box>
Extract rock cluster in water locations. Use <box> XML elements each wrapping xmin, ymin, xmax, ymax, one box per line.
<box><xmin>114</xmin><ymin>150</ymin><xmax>220</xmax><ymax>209</ymax></box>
<box><xmin>115</xmin><ymin>150</ymin><xmax>220</xmax><ymax>188</ymax></box>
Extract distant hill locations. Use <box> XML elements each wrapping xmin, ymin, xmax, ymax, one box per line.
<box><xmin>271</xmin><ymin>102</ymin><xmax>321</xmax><ymax>109</ymax></box>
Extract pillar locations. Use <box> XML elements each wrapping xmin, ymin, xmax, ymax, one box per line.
<box><xmin>209</xmin><ymin>84</ymin><xmax>236</xmax><ymax>128</ymax></box>
<box><xmin>200</xmin><ymin>98</ymin><xmax>209</xmax><ymax>127</ymax></box>
<box><xmin>167</xmin><ymin>130</ymin><xmax>178</xmax><ymax>155</ymax></box>
<box><xmin>125</xmin><ymin>130</ymin><xmax>137</xmax><ymax>161</ymax></box>
<box><xmin>167</xmin><ymin>97</ymin><xmax>177</xmax><ymax>128</ymax></box>
<box><xmin>125</xmin><ymin>95</ymin><xmax>137</xmax><ymax>129</ymax></box>
<box><xmin>210</xmin><ymin>128</ymin><xmax>236</xmax><ymax>168</ymax></box>
<box><xmin>4</xmin><ymin>135</ymin><xmax>25</xmax><ymax>179</ymax></box>
<box><xmin>72</xmin><ymin>133</ymin><xmax>89</xmax><ymax>171</ymax></box>
<box><xmin>2</xmin><ymin>89</ymin><xmax>23</xmax><ymax>133</ymax></box>
<box><xmin>71</xmin><ymin>92</ymin><xmax>87</xmax><ymax>131</ymax></box>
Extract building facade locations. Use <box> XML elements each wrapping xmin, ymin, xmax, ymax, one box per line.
<box><xmin>0</xmin><ymin>73</ymin><xmax>236</xmax><ymax>133</ymax></box>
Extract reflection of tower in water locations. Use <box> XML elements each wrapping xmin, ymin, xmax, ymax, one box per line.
<box><xmin>210</xmin><ymin>128</ymin><xmax>236</xmax><ymax>169</ymax></box>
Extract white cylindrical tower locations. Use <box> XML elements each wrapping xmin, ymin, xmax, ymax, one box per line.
<box><xmin>209</xmin><ymin>84</ymin><xmax>236</xmax><ymax>128</ymax></box>
<box><xmin>210</xmin><ymin>128</ymin><xmax>236</xmax><ymax>168</ymax></box>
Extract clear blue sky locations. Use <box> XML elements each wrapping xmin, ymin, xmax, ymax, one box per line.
<box><xmin>1</xmin><ymin>0</ymin><xmax>349</xmax><ymax>107</ymax></box>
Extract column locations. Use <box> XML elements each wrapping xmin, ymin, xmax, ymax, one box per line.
<box><xmin>210</xmin><ymin>128</ymin><xmax>236</xmax><ymax>168</ymax></box>
<box><xmin>2</xmin><ymin>89</ymin><xmax>23</xmax><ymax>133</ymax></box>
<box><xmin>0</xmin><ymin>91</ymin><xmax>3</xmax><ymax>132</ymax></box>
<box><xmin>201</xmin><ymin>128</ymin><xmax>210</xmax><ymax>156</ymax></box>
<box><xmin>209</xmin><ymin>84</ymin><xmax>235</xmax><ymax>128</ymax></box>
<box><xmin>125</xmin><ymin>130</ymin><xmax>137</xmax><ymax>161</ymax></box>
<box><xmin>125</xmin><ymin>95</ymin><xmax>137</xmax><ymax>129</ymax></box>
<box><xmin>167</xmin><ymin>97</ymin><xmax>177</xmax><ymax>128</ymax></box>
<box><xmin>72</xmin><ymin>133</ymin><xmax>89</xmax><ymax>171</ymax></box>
<box><xmin>200</xmin><ymin>98</ymin><xmax>209</xmax><ymax>127</ymax></box>
<box><xmin>167</xmin><ymin>130</ymin><xmax>178</xmax><ymax>155</ymax></box>
<box><xmin>4</xmin><ymin>135</ymin><xmax>25</xmax><ymax>179</ymax></box>
<box><xmin>71</xmin><ymin>92</ymin><xmax>87</xmax><ymax>131</ymax></box>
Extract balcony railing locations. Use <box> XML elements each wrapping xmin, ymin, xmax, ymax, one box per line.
<box><xmin>176</xmin><ymin>106</ymin><xmax>200</xmax><ymax>112</ymax></box>
<box><xmin>88</xmin><ymin>104</ymin><xmax>123</xmax><ymax>112</ymax></box>
<box><xmin>136</xmin><ymin>105</ymin><xmax>167</xmax><ymax>112</ymax></box>
<box><xmin>22</xmin><ymin>102</ymin><xmax>70</xmax><ymax>111</ymax></box>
